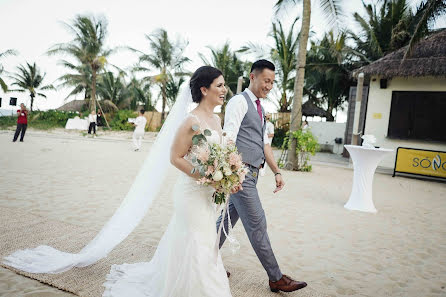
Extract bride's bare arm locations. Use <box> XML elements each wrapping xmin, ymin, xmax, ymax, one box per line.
<box><xmin>170</xmin><ymin>117</ymin><xmax>201</xmax><ymax>179</ymax></box>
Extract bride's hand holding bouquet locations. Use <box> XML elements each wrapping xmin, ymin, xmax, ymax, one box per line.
<box><xmin>189</xmin><ymin>128</ymin><xmax>248</xmax><ymax>205</ymax></box>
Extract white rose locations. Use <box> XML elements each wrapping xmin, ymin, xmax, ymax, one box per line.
<box><xmin>223</xmin><ymin>167</ymin><xmax>232</xmax><ymax>176</ymax></box>
<box><xmin>213</xmin><ymin>170</ymin><xmax>223</xmax><ymax>181</ymax></box>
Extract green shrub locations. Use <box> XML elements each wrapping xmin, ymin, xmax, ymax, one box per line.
<box><xmin>109</xmin><ymin>109</ymin><xmax>137</xmax><ymax>131</ymax></box>
<box><xmin>282</xmin><ymin>129</ymin><xmax>319</xmax><ymax>171</ymax></box>
<box><xmin>271</xmin><ymin>127</ymin><xmax>287</xmax><ymax>148</ymax></box>
<box><xmin>0</xmin><ymin>110</ymin><xmax>78</xmax><ymax>130</ymax></box>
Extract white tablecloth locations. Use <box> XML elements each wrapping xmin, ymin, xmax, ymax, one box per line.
<box><xmin>65</xmin><ymin>118</ymin><xmax>89</xmax><ymax>130</ymax></box>
<box><xmin>344</xmin><ymin>145</ymin><xmax>393</xmax><ymax>213</ymax></box>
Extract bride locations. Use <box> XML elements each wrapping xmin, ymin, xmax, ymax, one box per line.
<box><xmin>4</xmin><ymin>66</ymin><xmax>237</xmax><ymax>297</ymax></box>
<box><xmin>103</xmin><ymin>66</ymin><xmax>234</xmax><ymax>297</ymax></box>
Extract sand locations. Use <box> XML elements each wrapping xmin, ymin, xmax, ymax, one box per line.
<box><xmin>0</xmin><ymin>129</ymin><xmax>445</xmax><ymax>297</ymax></box>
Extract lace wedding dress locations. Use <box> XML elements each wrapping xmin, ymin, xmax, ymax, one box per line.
<box><xmin>103</xmin><ymin>114</ymin><xmax>232</xmax><ymax>297</ymax></box>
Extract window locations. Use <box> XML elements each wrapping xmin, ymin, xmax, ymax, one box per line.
<box><xmin>388</xmin><ymin>91</ymin><xmax>446</xmax><ymax>142</ymax></box>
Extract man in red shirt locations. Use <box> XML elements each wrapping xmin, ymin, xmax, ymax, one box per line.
<box><xmin>13</xmin><ymin>103</ymin><xmax>28</xmax><ymax>142</ymax></box>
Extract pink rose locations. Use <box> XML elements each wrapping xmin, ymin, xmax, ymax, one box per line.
<box><xmin>205</xmin><ymin>166</ymin><xmax>215</xmax><ymax>176</ymax></box>
<box><xmin>228</xmin><ymin>152</ymin><xmax>241</xmax><ymax>166</ymax></box>
<box><xmin>197</xmin><ymin>146</ymin><xmax>210</xmax><ymax>163</ymax></box>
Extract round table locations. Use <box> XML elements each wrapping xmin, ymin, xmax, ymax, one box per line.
<box><xmin>344</xmin><ymin>145</ymin><xmax>393</xmax><ymax>213</ymax></box>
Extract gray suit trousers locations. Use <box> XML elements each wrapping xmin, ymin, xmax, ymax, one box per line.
<box><xmin>216</xmin><ymin>166</ymin><xmax>282</xmax><ymax>281</ymax></box>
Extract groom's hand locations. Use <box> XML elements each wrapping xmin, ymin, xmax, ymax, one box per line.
<box><xmin>273</xmin><ymin>173</ymin><xmax>285</xmax><ymax>193</ymax></box>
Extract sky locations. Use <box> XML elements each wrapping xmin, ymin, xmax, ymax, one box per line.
<box><xmin>1</xmin><ymin>0</ymin><xmax>445</xmax><ymax>122</ymax></box>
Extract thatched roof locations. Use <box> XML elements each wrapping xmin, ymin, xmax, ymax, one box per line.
<box><xmin>302</xmin><ymin>101</ymin><xmax>327</xmax><ymax>117</ymax></box>
<box><xmin>353</xmin><ymin>29</ymin><xmax>446</xmax><ymax>78</ymax></box>
<box><xmin>56</xmin><ymin>100</ymin><xmax>86</xmax><ymax>112</ymax></box>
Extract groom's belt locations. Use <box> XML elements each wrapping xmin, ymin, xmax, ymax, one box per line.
<box><xmin>243</xmin><ymin>162</ymin><xmax>263</xmax><ymax>170</ymax></box>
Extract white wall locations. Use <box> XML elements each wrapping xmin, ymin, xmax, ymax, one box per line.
<box><xmin>307</xmin><ymin>121</ymin><xmax>346</xmax><ymax>154</ymax></box>
<box><xmin>364</xmin><ymin>76</ymin><xmax>446</xmax><ymax>168</ymax></box>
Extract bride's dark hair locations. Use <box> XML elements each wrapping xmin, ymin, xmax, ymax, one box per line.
<box><xmin>190</xmin><ymin>66</ymin><xmax>223</xmax><ymax>103</ymax></box>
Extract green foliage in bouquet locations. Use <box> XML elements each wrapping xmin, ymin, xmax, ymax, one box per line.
<box><xmin>282</xmin><ymin>129</ymin><xmax>319</xmax><ymax>171</ymax></box>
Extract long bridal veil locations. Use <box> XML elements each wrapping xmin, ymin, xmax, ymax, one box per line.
<box><xmin>3</xmin><ymin>85</ymin><xmax>194</xmax><ymax>274</ymax></box>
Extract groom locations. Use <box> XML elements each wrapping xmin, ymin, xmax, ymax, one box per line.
<box><xmin>217</xmin><ymin>60</ymin><xmax>307</xmax><ymax>292</ymax></box>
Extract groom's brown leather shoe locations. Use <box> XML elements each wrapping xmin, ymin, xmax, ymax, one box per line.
<box><xmin>269</xmin><ymin>275</ymin><xmax>307</xmax><ymax>292</ymax></box>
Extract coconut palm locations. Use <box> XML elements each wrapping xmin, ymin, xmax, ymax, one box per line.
<box><xmin>57</xmin><ymin>61</ymin><xmax>92</xmax><ymax>100</ymax></box>
<box><xmin>96</xmin><ymin>71</ymin><xmax>127</xmax><ymax>109</ymax></box>
<box><xmin>275</xmin><ymin>0</ymin><xmax>343</xmax><ymax>170</ymax></box>
<box><xmin>9</xmin><ymin>62</ymin><xmax>54</xmax><ymax>111</ymax></box>
<box><xmin>199</xmin><ymin>42</ymin><xmax>248</xmax><ymax>112</ymax></box>
<box><xmin>125</xmin><ymin>76</ymin><xmax>155</xmax><ymax>111</ymax></box>
<box><xmin>131</xmin><ymin>28</ymin><xmax>190</xmax><ymax>121</ymax></box>
<box><xmin>350</xmin><ymin>0</ymin><xmax>446</xmax><ymax>63</ymax></box>
<box><xmin>165</xmin><ymin>74</ymin><xmax>185</xmax><ymax>108</ymax></box>
<box><xmin>404</xmin><ymin>0</ymin><xmax>446</xmax><ymax>59</ymax></box>
<box><xmin>48</xmin><ymin>15</ymin><xmax>112</xmax><ymax>113</ymax></box>
<box><xmin>242</xmin><ymin>18</ymin><xmax>300</xmax><ymax>112</ymax></box>
<box><xmin>305</xmin><ymin>31</ymin><xmax>355</xmax><ymax>121</ymax></box>
<box><xmin>0</xmin><ymin>49</ymin><xmax>18</xmax><ymax>92</ymax></box>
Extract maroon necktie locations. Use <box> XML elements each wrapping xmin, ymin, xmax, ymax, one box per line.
<box><xmin>255</xmin><ymin>99</ymin><xmax>263</xmax><ymax>123</ymax></box>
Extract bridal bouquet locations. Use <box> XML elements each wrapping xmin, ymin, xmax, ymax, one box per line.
<box><xmin>190</xmin><ymin>127</ymin><xmax>248</xmax><ymax>205</ymax></box>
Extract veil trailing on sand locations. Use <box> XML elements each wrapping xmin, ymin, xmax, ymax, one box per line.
<box><xmin>3</xmin><ymin>85</ymin><xmax>194</xmax><ymax>274</ymax></box>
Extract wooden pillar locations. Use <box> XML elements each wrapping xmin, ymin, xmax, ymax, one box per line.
<box><xmin>352</xmin><ymin>73</ymin><xmax>364</xmax><ymax>145</ymax></box>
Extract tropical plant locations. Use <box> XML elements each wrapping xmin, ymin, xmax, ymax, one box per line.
<box><xmin>131</xmin><ymin>28</ymin><xmax>189</xmax><ymax>121</ymax></box>
<box><xmin>199</xmin><ymin>42</ymin><xmax>248</xmax><ymax>112</ymax></box>
<box><xmin>48</xmin><ymin>15</ymin><xmax>112</xmax><ymax>112</ymax></box>
<box><xmin>240</xmin><ymin>19</ymin><xmax>300</xmax><ymax>112</ymax></box>
<box><xmin>404</xmin><ymin>0</ymin><xmax>446</xmax><ymax>59</ymax></box>
<box><xmin>305</xmin><ymin>31</ymin><xmax>355</xmax><ymax>121</ymax></box>
<box><xmin>165</xmin><ymin>74</ymin><xmax>185</xmax><ymax>108</ymax></box>
<box><xmin>9</xmin><ymin>62</ymin><xmax>54</xmax><ymax>111</ymax></box>
<box><xmin>282</xmin><ymin>129</ymin><xmax>319</xmax><ymax>171</ymax></box>
<box><xmin>97</xmin><ymin>71</ymin><xmax>126</xmax><ymax>108</ymax></box>
<box><xmin>275</xmin><ymin>0</ymin><xmax>343</xmax><ymax>170</ymax></box>
<box><xmin>350</xmin><ymin>0</ymin><xmax>446</xmax><ymax>63</ymax></box>
<box><xmin>0</xmin><ymin>49</ymin><xmax>18</xmax><ymax>92</ymax></box>
<box><xmin>125</xmin><ymin>76</ymin><xmax>155</xmax><ymax>111</ymax></box>
<box><xmin>56</xmin><ymin>61</ymin><xmax>92</xmax><ymax>100</ymax></box>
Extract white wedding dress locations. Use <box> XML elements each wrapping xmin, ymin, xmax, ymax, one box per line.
<box><xmin>103</xmin><ymin>115</ymin><xmax>232</xmax><ymax>297</ymax></box>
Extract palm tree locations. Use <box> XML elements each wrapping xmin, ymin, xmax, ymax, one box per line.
<box><xmin>271</xmin><ymin>19</ymin><xmax>300</xmax><ymax>112</ymax></box>
<box><xmin>57</xmin><ymin>62</ymin><xmax>92</xmax><ymax>100</ymax></box>
<box><xmin>240</xmin><ymin>19</ymin><xmax>300</xmax><ymax>113</ymax></box>
<box><xmin>199</xmin><ymin>42</ymin><xmax>248</xmax><ymax>112</ymax></box>
<box><xmin>0</xmin><ymin>49</ymin><xmax>18</xmax><ymax>92</ymax></box>
<box><xmin>350</xmin><ymin>0</ymin><xmax>446</xmax><ymax>64</ymax></box>
<box><xmin>131</xmin><ymin>28</ymin><xmax>189</xmax><ymax>121</ymax></box>
<box><xmin>404</xmin><ymin>0</ymin><xmax>446</xmax><ymax>59</ymax></box>
<box><xmin>165</xmin><ymin>74</ymin><xmax>185</xmax><ymax>108</ymax></box>
<box><xmin>125</xmin><ymin>75</ymin><xmax>155</xmax><ymax>111</ymax></box>
<box><xmin>305</xmin><ymin>31</ymin><xmax>355</xmax><ymax>121</ymax></box>
<box><xmin>275</xmin><ymin>0</ymin><xmax>343</xmax><ymax>170</ymax></box>
<box><xmin>9</xmin><ymin>62</ymin><xmax>54</xmax><ymax>111</ymax></box>
<box><xmin>96</xmin><ymin>71</ymin><xmax>126</xmax><ymax>109</ymax></box>
<box><xmin>48</xmin><ymin>15</ymin><xmax>112</xmax><ymax>113</ymax></box>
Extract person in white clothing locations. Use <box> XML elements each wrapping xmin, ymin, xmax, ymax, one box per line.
<box><xmin>87</xmin><ymin>111</ymin><xmax>97</xmax><ymax>137</ymax></box>
<box><xmin>260</xmin><ymin>113</ymin><xmax>275</xmax><ymax>176</ymax></box>
<box><xmin>132</xmin><ymin>109</ymin><xmax>147</xmax><ymax>151</ymax></box>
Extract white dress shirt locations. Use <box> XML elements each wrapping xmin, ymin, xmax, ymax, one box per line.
<box><xmin>134</xmin><ymin>116</ymin><xmax>147</xmax><ymax>133</ymax></box>
<box><xmin>224</xmin><ymin>88</ymin><xmax>269</xmax><ymax>144</ymax></box>
<box><xmin>265</xmin><ymin>121</ymin><xmax>275</xmax><ymax>145</ymax></box>
<box><xmin>88</xmin><ymin>114</ymin><xmax>97</xmax><ymax>124</ymax></box>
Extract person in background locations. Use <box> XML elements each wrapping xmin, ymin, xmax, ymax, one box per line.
<box><xmin>12</xmin><ymin>103</ymin><xmax>28</xmax><ymax>142</ymax></box>
<box><xmin>132</xmin><ymin>109</ymin><xmax>147</xmax><ymax>151</ymax></box>
<box><xmin>260</xmin><ymin>113</ymin><xmax>275</xmax><ymax>176</ymax></box>
<box><xmin>97</xmin><ymin>110</ymin><xmax>104</xmax><ymax>127</ymax></box>
<box><xmin>88</xmin><ymin>110</ymin><xmax>97</xmax><ymax>137</ymax></box>
<box><xmin>302</xmin><ymin>120</ymin><xmax>309</xmax><ymax>131</ymax></box>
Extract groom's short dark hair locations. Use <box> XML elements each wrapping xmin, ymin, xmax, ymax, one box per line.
<box><xmin>250</xmin><ymin>59</ymin><xmax>275</xmax><ymax>74</ymax></box>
